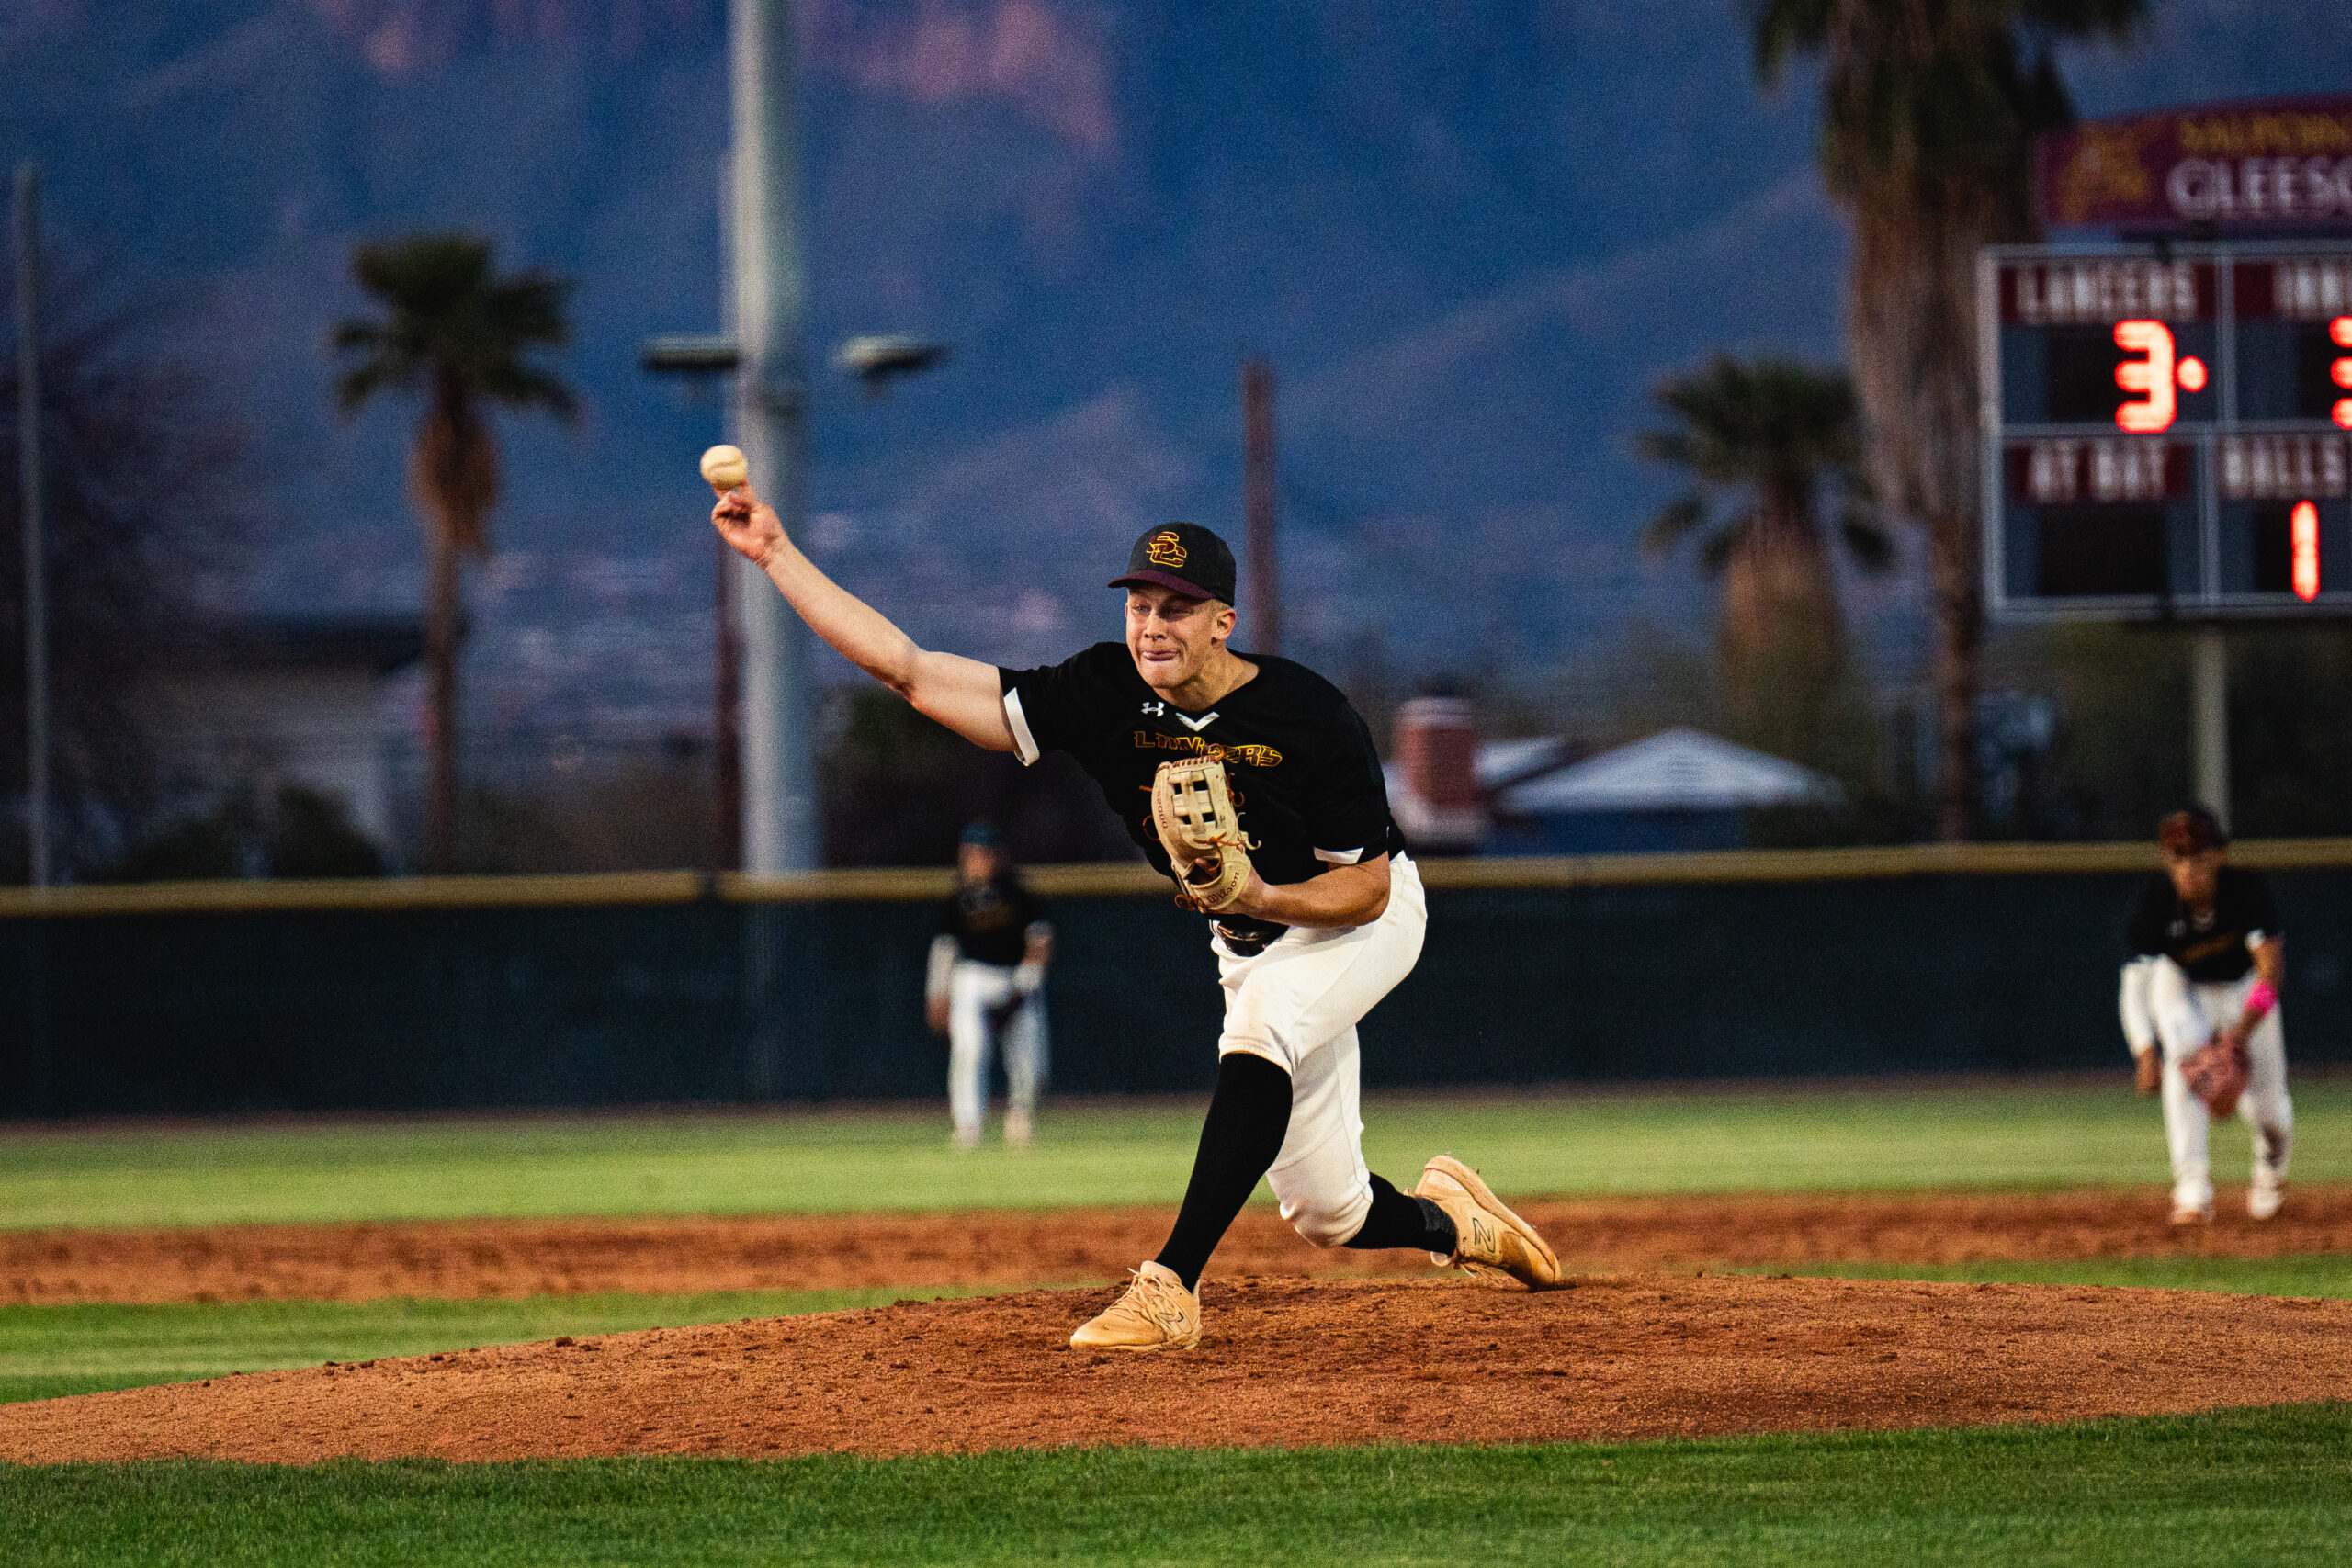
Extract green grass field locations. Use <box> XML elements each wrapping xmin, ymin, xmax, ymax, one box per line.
<box><xmin>3</xmin><ymin>1080</ymin><xmax>2346</xmax><ymax>1229</ymax></box>
<box><xmin>6</xmin><ymin>1404</ymin><xmax>2350</xmax><ymax>1566</ymax></box>
<box><xmin>5</xmin><ymin>1081</ymin><xmax>2348</xmax><ymax>1564</ymax></box>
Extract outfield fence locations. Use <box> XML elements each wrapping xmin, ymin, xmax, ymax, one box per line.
<box><xmin>4</xmin><ymin>841</ymin><xmax>2348</xmax><ymax>1117</ymax></box>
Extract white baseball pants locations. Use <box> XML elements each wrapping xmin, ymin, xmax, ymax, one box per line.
<box><xmin>2147</xmin><ymin>961</ymin><xmax>2292</xmax><ymax>1212</ymax></box>
<box><xmin>947</xmin><ymin>960</ymin><xmax>1048</xmax><ymax>1141</ymax></box>
<box><xmin>1214</xmin><ymin>854</ymin><xmax>1427</xmax><ymax>1249</ymax></box>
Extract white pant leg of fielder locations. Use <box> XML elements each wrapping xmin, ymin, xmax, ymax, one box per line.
<box><xmin>1002</xmin><ymin>985</ymin><xmax>1048</xmax><ymax>1117</ymax></box>
<box><xmin>2150</xmin><ymin>964</ymin><xmax>2292</xmax><ymax>1207</ymax></box>
<box><xmin>1214</xmin><ymin>856</ymin><xmax>1429</xmax><ymax>1248</ymax></box>
<box><xmin>2150</xmin><ymin>960</ymin><xmax>2216</xmax><ymax>1209</ymax></box>
<box><xmin>947</xmin><ymin>961</ymin><xmax>1017</xmax><ymax>1140</ymax></box>
<box><xmin>2236</xmin><ymin>995</ymin><xmax>2291</xmax><ymax>1184</ymax></box>
<box><xmin>2177</xmin><ymin>976</ymin><xmax>2293</xmax><ymax>1190</ymax></box>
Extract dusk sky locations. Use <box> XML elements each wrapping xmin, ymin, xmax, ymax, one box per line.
<box><xmin>6</xmin><ymin>0</ymin><xmax>2350</xmax><ymax>751</ymax></box>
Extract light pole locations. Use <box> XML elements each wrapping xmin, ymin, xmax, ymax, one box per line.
<box><xmin>726</xmin><ymin>0</ymin><xmax>816</xmax><ymax>877</ymax></box>
<box><xmin>642</xmin><ymin>5</ymin><xmax>954</xmax><ymax>878</ymax></box>
<box><xmin>15</xmin><ymin>162</ymin><xmax>49</xmax><ymax>888</ymax></box>
<box><xmin>644</xmin><ymin>0</ymin><xmax>815</xmax><ymax>877</ymax></box>
<box><xmin>2190</xmin><ymin>625</ymin><xmax>2229</xmax><ymax>829</ymax></box>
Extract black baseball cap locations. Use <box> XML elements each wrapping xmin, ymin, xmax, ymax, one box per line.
<box><xmin>1110</xmin><ymin>522</ymin><xmax>1237</xmax><ymax>604</ymax></box>
<box><xmin>2159</xmin><ymin>807</ymin><xmax>2228</xmax><ymax>855</ymax></box>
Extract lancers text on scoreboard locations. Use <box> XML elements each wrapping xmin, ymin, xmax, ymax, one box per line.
<box><xmin>1980</xmin><ymin>242</ymin><xmax>2352</xmax><ymax>621</ymax></box>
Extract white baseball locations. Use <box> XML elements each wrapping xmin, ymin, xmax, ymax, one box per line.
<box><xmin>700</xmin><ymin>444</ymin><xmax>748</xmax><ymax>491</ymax></box>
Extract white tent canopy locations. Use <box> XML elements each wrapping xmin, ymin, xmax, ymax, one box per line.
<box><xmin>1494</xmin><ymin>728</ymin><xmax>1842</xmax><ymax>815</ymax></box>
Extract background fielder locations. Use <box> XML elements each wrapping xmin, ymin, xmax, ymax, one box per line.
<box><xmin>927</xmin><ymin>822</ymin><xmax>1052</xmax><ymax>1148</ymax></box>
<box><xmin>708</xmin><ymin>479</ymin><xmax>1561</xmax><ymax>1351</ymax></box>
<box><xmin>2119</xmin><ymin>807</ymin><xmax>2292</xmax><ymax>1224</ymax></box>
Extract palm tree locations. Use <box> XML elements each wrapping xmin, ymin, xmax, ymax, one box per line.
<box><xmin>330</xmin><ymin>234</ymin><xmax>573</xmax><ymax>872</ymax></box>
<box><xmin>1752</xmin><ymin>0</ymin><xmax>2141</xmax><ymax>838</ymax></box>
<box><xmin>1639</xmin><ymin>355</ymin><xmax>1889</xmax><ymax>766</ymax></box>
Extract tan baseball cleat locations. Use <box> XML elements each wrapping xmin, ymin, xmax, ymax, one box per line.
<box><xmin>2170</xmin><ymin>1199</ymin><xmax>2214</xmax><ymax>1226</ymax></box>
<box><xmin>1069</xmin><ymin>1261</ymin><xmax>1202</xmax><ymax>1351</ymax></box>
<box><xmin>1416</xmin><ymin>1155</ymin><xmax>1563</xmax><ymax>1289</ymax></box>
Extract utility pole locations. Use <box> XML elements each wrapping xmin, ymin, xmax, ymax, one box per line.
<box><xmin>729</xmin><ymin>0</ymin><xmax>815</xmax><ymax>874</ymax></box>
<box><xmin>16</xmin><ymin>163</ymin><xmax>49</xmax><ymax>889</ymax></box>
<box><xmin>1240</xmin><ymin>356</ymin><xmax>1279</xmax><ymax>654</ymax></box>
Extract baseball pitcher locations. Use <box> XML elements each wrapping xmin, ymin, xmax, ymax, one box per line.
<box><xmin>928</xmin><ymin>821</ymin><xmax>1052</xmax><ymax>1148</ymax></box>
<box><xmin>2118</xmin><ymin>807</ymin><xmax>2292</xmax><ymax>1224</ymax></box>
<box><xmin>711</xmin><ymin>486</ymin><xmax>1560</xmax><ymax>1351</ymax></box>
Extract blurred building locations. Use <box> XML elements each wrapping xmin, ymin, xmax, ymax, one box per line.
<box><xmin>1389</xmin><ymin>713</ymin><xmax>1843</xmax><ymax>856</ymax></box>
<box><xmin>139</xmin><ymin>615</ymin><xmax>423</xmax><ymax>855</ymax></box>
<box><xmin>1487</xmin><ymin>728</ymin><xmax>1843</xmax><ymax>854</ymax></box>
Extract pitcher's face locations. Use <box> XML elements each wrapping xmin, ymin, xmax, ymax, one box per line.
<box><xmin>1125</xmin><ymin>586</ymin><xmax>1235</xmax><ymax>694</ymax></box>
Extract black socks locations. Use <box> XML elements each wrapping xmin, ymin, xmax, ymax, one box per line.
<box><xmin>1154</xmin><ymin>1052</ymin><xmax>1295</xmax><ymax>1292</ymax></box>
<box><xmin>1344</xmin><ymin>1172</ymin><xmax>1458</xmax><ymax>1256</ymax></box>
<box><xmin>1152</xmin><ymin>1055</ymin><xmax>1464</xmax><ymax>1290</ymax></box>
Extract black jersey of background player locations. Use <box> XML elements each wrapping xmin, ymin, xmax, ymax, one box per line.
<box><xmin>1000</xmin><ymin>643</ymin><xmax>1404</xmax><ymax>940</ymax></box>
<box><xmin>2125</xmin><ymin>866</ymin><xmax>2280</xmax><ymax>984</ymax></box>
<box><xmin>939</xmin><ymin>874</ymin><xmax>1045</xmax><ymax>967</ymax></box>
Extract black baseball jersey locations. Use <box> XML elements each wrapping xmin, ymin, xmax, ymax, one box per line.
<box><xmin>939</xmin><ymin>874</ymin><xmax>1046</xmax><ymax>967</ymax></box>
<box><xmin>999</xmin><ymin>643</ymin><xmax>1404</xmax><ymax>941</ymax></box>
<box><xmin>2125</xmin><ymin>867</ymin><xmax>2280</xmax><ymax>984</ymax></box>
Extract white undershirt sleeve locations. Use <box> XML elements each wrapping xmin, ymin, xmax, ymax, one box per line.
<box><xmin>926</xmin><ymin>934</ymin><xmax>957</xmax><ymax>1003</ymax></box>
<box><xmin>2118</xmin><ymin>957</ymin><xmax>2156</xmax><ymax>1055</ymax></box>
<box><xmin>1001</xmin><ymin>689</ymin><xmax>1041</xmax><ymax>766</ymax></box>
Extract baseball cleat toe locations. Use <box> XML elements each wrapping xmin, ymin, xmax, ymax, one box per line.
<box><xmin>2249</xmin><ymin>1177</ymin><xmax>2284</xmax><ymax>1221</ymax></box>
<box><xmin>1069</xmin><ymin>1260</ymin><xmax>1202</xmax><ymax>1351</ymax></box>
<box><xmin>1414</xmin><ymin>1154</ymin><xmax>1562</xmax><ymax>1289</ymax></box>
<box><xmin>2169</xmin><ymin>1200</ymin><xmax>2214</xmax><ymax>1226</ymax></box>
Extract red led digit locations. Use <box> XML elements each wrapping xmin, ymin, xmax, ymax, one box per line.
<box><xmin>2291</xmin><ymin>501</ymin><xmax>2321</xmax><ymax>602</ymax></box>
<box><xmin>2335</xmin><ymin>319</ymin><xmax>2352</xmax><ymax>429</ymax></box>
<box><xmin>2113</xmin><ymin>320</ymin><xmax>2177</xmax><ymax>433</ymax></box>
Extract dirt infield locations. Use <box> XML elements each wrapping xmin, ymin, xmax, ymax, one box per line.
<box><xmin>6</xmin><ymin>1272</ymin><xmax>2350</xmax><ymax>1462</ymax></box>
<box><xmin>6</xmin><ymin>1186</ymin><xmax>2346</xmax><ymax>1304</ymax></box>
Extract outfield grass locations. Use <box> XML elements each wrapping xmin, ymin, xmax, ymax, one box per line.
<box><xmin>3</xmin><ymin>1404</ymin><xmax>2348</xmax><ymax>1566</ymax></box>
<box><xmin>4</xmin><ymin>1080</ymin><xmax>2345</xmax><ymax>1230</ymax></box>
<box><xmin>0</xmin><ymin>1288</ymin><xmax>997</xmax><ymax>1406</ymax></box>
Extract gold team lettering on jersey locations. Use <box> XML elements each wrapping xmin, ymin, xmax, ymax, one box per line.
<box><xmin>2178</xmin><ymin>932</ymin><xmax>2245</xmax><ymax>964</ymax></box>
<box><xmin>1132</xmin><ymin>731</ymin><xmax>1283</xmax><ymax>768</ymax></box>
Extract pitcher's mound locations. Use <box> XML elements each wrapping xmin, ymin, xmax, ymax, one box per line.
<box><xmin>6</xmin><ymin>1273</ymin><xmax>2349</xmax><ymax>1463</ymax></box>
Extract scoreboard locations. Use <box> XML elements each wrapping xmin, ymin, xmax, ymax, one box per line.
<box><xmin>1980</xmin><ymin>241</ymin><xmax>2352</xmax><ymax>620</ymax></box>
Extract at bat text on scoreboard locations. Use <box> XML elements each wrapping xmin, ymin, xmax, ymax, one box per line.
<box><xmin>1982</xmin><ymin>242</ymin><xmax>2352</xmax><ymax>620</ymax></box>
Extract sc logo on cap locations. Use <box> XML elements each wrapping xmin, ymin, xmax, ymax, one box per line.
<box><xmin>1147</xmin><ymin>531</ymin><xmax>1188</xmax><ymax>568</ymax></box>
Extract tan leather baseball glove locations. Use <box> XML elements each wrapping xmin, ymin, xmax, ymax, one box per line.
<box><xmin>2179</xmin><ymin>1034</ymin><xmax>2249</xmax><ymax>1118</ymax></box>
<box><xmin>1150</xmin><ymin>758</ymin><xmax>1258</xmax><ymax>913</ymax></box>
